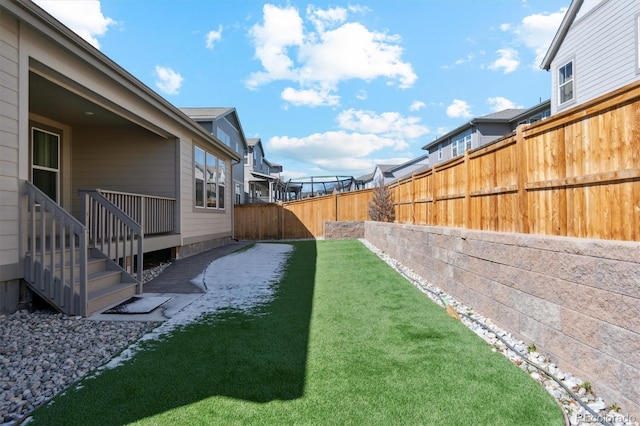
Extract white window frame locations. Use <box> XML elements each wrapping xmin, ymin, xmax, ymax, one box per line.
<box><xmin>194</xmin><ymin>146</ymin><xmax>225</xmax><ymax>210</ymax></box>
<box><xmin>216</xmin><ymin>128</ymin><xmax>230</xmax><ymax>146</ymax></box>
<box><xmin>463</xmin><ymin>133</ymin><xmax>471</xmax><ymax>152</ymax></box>
<box><xmin>558</xmin><ymin>60</ymin><xmax>574</xmax><ymax>106</ymax></box>
<box><xmin>451</xmin><ymin>131</ymin><xmax>471</xmax><ymax>158</ymax></box>
<box><xmin>437</xmin><ymin>144</ymin><xmax>443</xmax><ymax>160</ymax></box>
<box><xmin>31</xmin><ymin>127</ymin><xmax>60</xmax><ymax>203</ymax></box>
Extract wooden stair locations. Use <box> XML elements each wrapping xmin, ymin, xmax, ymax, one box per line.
<box><xmin>29</xmin><ymin>248</ymin><xmax>138</xmax><ymax>316</ymax></box>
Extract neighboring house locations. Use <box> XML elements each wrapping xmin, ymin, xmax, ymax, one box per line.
<box><xmin>541</xmin><ymin>0</ymin><xmax>639</xmax><ymax>114</ymax></box>
<box><xmin>422</xmin><ymin>100</ymin><xmax>551</xmax><ymax>166</ymax></box>
<box><xmin>369</xmin><ymin>154</ymin><xmax>430</xmax><ymax>188</ymax></box>
<box><xmin>180</xmin><ymin>107</ymin><xmax>249</xmax><ymax>204</ymax></box>
<box><xmin>244</xmin><ymin>138</ymin><xmax>285</xmax><ymax>203</ymax></box>
<box><xmin>356</xmin><ymin>171</ymin><xmax>375</xmax><ymax>189</ymax></box>
<box><xmin>0</xmin><ymin>0</ymin><xmax>241</xmax><ymax>316</ymax></box>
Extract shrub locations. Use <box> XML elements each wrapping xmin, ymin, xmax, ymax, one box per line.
<box><xmin>368</xmin><ymin>184</ymin><xmax>395</xmax><ymax>222</ymax></box>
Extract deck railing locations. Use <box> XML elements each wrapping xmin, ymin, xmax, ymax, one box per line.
<box><xmin>80</xmin><ymin>190</ymin><xmax>143</xmax><ymax>291</ymax></box>
<box><xmin>94</xmin><ymin>189</ymin><xmax>176</xmax><ymax>236</ymax></box>
<box><xmin>24</xmin><ymin>181</ymin><xmax>88</xmax><ymax>316</ymax></box>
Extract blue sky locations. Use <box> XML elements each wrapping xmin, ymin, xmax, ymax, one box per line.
<box><xmin>35</xmin><ymin>0</ymin><xmax>569</xmax><ymax>179</ymax></box>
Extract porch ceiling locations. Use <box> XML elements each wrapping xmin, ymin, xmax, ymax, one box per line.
<box><xmin>29</xmin><ymin>71</ymin><xmax>172</xmax><ymax>139</ymax></box>
<box><xmin>30</xmin><ymin>72</ymin><xmax>135</xmax><ymax>128</ymax></box>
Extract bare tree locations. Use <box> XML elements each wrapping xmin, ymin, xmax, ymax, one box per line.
<box><xmin>368</xmin><ymin>183</ymin><xmax>395</xmax><ymax>222</ymax></box>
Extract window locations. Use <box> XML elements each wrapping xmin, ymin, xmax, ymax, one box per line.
<box><xmin>437</xmin><ymin>144</ymin><xmax>443</xmax><ymax>160</ymax></box>
<box><xmin>194</xmin><ymin>146</ymin><xmax>225</xmax><ymax>210</ymax></box>
<box><xmin>31</xmin><ymin>127</ymin><xmax>60</xmax><ymax>202</ymax></box>
<box><xmin>558</xmin><ymin>60</ymin><xmax>574</xmax><ymax>105</ymax></box>
<box><xmin>206</xmin><ymin>152</ymin><xmax>217</xmax><ymax>207</ymax></box>
<box><xmin>527</xmin><ymin>109</ymin><xmax>551</xmax><ymax>124</ymax></box>
<box><xmin>216</xmin><ymin>128</ymin><xmax>230</xmax><ymax>146</ymax></box>
<box><xmin>235</xmin><ymin>182</ymin><xmax>242</xmax><ymax>204</ymax></box>
<box><xmin>451</xmin><ymin>131</ymin><xmax>471</xmax><ymax>158</ymax></box>
<box><xmin>217</xmin><ymin>160</ymin><xmax>226</xmax><ymax>209</ymax></box>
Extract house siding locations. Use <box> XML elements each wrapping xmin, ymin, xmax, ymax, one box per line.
<box><xmin>71</xmin><ymin>126</ymin><xmax>177</xmax><ymax>218</ymax></box>
<box><xmin>551</xmin><ymin>0</ymin><xmax>638</xmax><ymax>113</ymax></box>
<box><xmin>476</xmin><ymin>123</ymin><xmax>511</xmax><ymax>146</ymax></box>
<box><xmin>0</xmin><ymin>12</ymin><xmax>20</xmax><ymax>275</ymax></box>
<box><xmin>213</xmin><ymin>118</ymin><xmax>245</xmax><ymax>204</ymax></box>
<box><xmin>179</xmin><ymin>138</ymin><xmax>233</xmax><ymax>254</ymax></box>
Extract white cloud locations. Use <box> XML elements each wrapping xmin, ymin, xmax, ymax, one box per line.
<box><xmin>247</xmin><ymin>4</ymin><xmax>416</xmax><ymax>107</ymax></box>
<box><xmin>489</xmin><ymin>48</ymin><xmax>520</xmax><ymax>74</ymax></box>
<box><xmin>500</xmin><ymin>23</ymin><xmax>512</xmax><ymax>31</ymax></box>
<box><xmin>512</xmin><ymin>8</ymin><xmax>567</xmax><ymax>68</ymax></box>
<box><xmin>409</xmin><ymin>101</ymin><xmax>425</xmax><ymax>111</ymax></box>
<box><xmin>205</xmin><ymin>25</ymin><xmax>223</xmax><ymax>49</ymax></box>
<box><xmin>337</xmin><ymin>109</ymin><xmax>429</xmax><ymax>139</ymax></box>
<box><xmin>306</xmin><ymin>5</ymin><xmax>347</xmax><ymax>32</ymax></box>
<box><xmin>446</xmin><ymin>99</ymin><xmax>472</xmax><ymax>118</ymax></box>
<box><xmin>267</xmin><ymin>108</ymin><xmax>428</xmax><ymax>175</ymax></box>
<box><xmin>34</xmin><ymin>0</ymin><xmax>114</xmax><ymax>49</ymax></box>
<box><xmin>281</xmin><ymin>87</ymin><xmax>340</xmax><ymax>107</ymax></box>
<box><xmin>245</xmin><ymin>4</ymin><xmax>306</xmax><ymax>90</ymax></box>
<box><xmin>267</xmin><ymin>131</ymin><xmax>408</xmax><ymax>174</ymax></box>
<box><xmin>442</xmin><ymin>53</ymin><xmax>477</xmax><ymax>70</ymax></box>
<box><xmin>355</xmin><ymin>90</ymin><xmax>368</xmax><ymax>100</ymax></box>
<box><xmin>436</xmin><ymin>127</ymin><xmax>449</xmax><ymax>136</ymax></box>
<box><xmin>154</xmin><ymin>66</ymin><xmax>183</xmax><ymax>95</ymax></box>
<box><xmin>487</xmin><ymin>96</ymin><xmax>518</xmax><ymax>111</ymax></box>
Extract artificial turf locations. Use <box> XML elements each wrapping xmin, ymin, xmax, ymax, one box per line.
<box><xmin>29</xmin><ymin>240</ymin><xmax>564</xmax><ymax>425</ymax></box>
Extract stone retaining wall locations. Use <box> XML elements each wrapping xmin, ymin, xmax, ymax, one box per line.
<box><xmin>324</xmin><ymin>221</ymin><xmax>364</xmax><ymax>240</ymax></box>
<box><xmin>364</xmin><ymin>221</ymin><xmax>640</xmax><ymax>418</ymax></box>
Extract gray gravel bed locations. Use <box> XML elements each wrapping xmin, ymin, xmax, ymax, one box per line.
<box><xmin>0</xmin><ymin>310</ymin><xmax>159</xmax><ymax>425</ymax></box>
<box><xmin>0</xmin><ymin>264</ymin><xmax>170</xmax><ymax>425</ymax></box>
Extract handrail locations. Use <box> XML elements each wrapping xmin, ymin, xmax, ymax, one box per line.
<box><xmin>24</xmin><ymin>181</ymin><xmax>88</xmax><ymax>316</ymax></box>
<box><xmin>80</xmin><ymin>190</ymin><xmax>143</xmax><ymax>292</ymax></box>
<box><xmin>93</xmin><ymin>189</ymin><xmax>176</xmax><ymax>236</ymax></box>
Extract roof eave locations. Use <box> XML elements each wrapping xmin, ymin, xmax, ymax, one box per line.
<box><xmin>422</xmin><ymin>120</ymin><xmax>475</xmax><ymax>150</ymax></box>
<box><xmin>540</xmin><ymin>0</ymin><xmax>583</xmax><ymax>70</ymax></box>
<box><xmin>7</xmin><ymin>0</ymin><xmax>241</xmax><ymax>161</ymax></box>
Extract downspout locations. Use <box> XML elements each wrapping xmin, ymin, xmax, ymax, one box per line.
<box><xmin>230</xmin><ymin>157</ymin><xmax>241</xmax><ymax>241</ymax></box>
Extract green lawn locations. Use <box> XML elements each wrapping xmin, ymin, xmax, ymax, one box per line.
<box><xmin>30</xmin><ymin>240</ymin><xmax>563</xmax><ymax>425</ymax></box>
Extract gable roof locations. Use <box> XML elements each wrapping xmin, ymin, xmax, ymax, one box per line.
<box><xmin>5</xmin><ymin>0</ymin><xmax>240</xmax><ymax>162</ymax></box>
<box><xmin>421</xmin><ymin>108</ymin><xmax>526</xmax><ymax>150</ymax></box>
<box><xmin>540</xmin><ymin>0</ymin><xmax>610</xmax><ymax>70</ymax></box>
<box><xmin>477</xmin><ymin>108</ymin><xmax>527</xmax><ymax>121</ymax></box>
<box><xmin>180</xmin><ymin>107</ymin><xmax>248</xmax><ymax>151</ymax></box>
<box><xmin>180</xmin><ymin>107</ymin><xmax>234</xmax><ymax>119</ymax></box>
<box><xmin>356</xmin><ymin>171</ymin><xmax>375</xmax><ymax>183</ymax></box>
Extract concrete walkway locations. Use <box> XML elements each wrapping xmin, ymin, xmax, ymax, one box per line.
<box><xmin>88</xmin><ymin>240</ymin><xmax>253</xmax><ymax>322</ymax></box>
<box><xmin>144</xmin><ymin>240</ymin><xmax>253</xmax><ymax>294</ymax></box>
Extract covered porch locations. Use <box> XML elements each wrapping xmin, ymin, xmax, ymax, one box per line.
<box><xmin>24</xmin><ymin>67</ymin><xmax>182</xmax><ymax>316</ymax></box>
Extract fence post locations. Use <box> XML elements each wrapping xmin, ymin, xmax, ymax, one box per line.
<box><xmin>516</xmin><ymin>125</ymin><xmax>530</xmax><ymax>234</ymax></box>
<box><xmin>411</xmin><ymin>174</ymin><xmax>416</xmax><ymax>224</ymax></box>
<box><xmin>464</xmin><ymin>149</ymin><xmax>471</xmax><ymax>229</ymax></box>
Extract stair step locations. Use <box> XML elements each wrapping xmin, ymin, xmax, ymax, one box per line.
<box><xmin>51</xmin><ymin>257</ymin><xmax>107</xmax><ymax>280</ymax></box>
<box><xmin>88</xmin><ymin>269</ymin><xmax>135</xmax><ymax>293</ymax></box>
<box><xmin>88</xmin><ymin>282</ymin><xmax>138</xmax><ymax>315</ymax></box>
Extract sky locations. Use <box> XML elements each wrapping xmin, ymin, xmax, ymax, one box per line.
<box><xmin>34</xmin><ymin>0</ymin><xmax>570</xmax><ymax>180</ymax></box>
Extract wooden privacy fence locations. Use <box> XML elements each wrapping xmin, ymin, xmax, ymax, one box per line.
<box><xmin>234</xmin><ymin>189</ymin><xmax>373</xmax><ymax>239</ymax></box>
<box><xmin>235</xmin><ymin>80</ymin><xmax>640</xmax><ymax>242</ymax></box>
